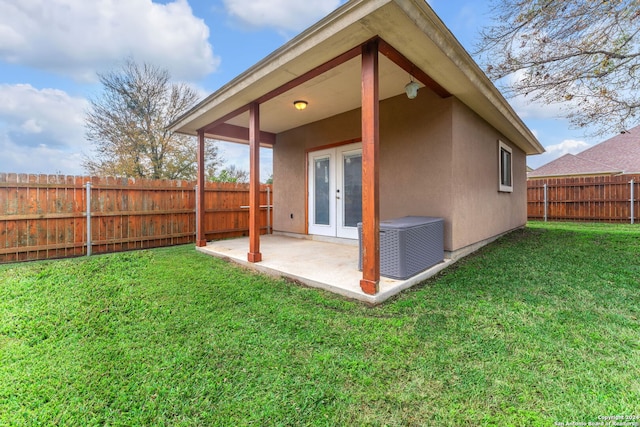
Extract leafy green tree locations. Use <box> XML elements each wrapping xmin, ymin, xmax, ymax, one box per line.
<box><xmin>84</xmin><ymin>59</ymin><xmax>222</xmax><ymax>179</ymax></box>
<box><xmin>209</xmin><ymin>164</ymin><xmax>249</xmax><ymax>183</ymax></box>
<box><xmin>477</xmin><ymin>0</ymin><xmax>640</xmax><ymax>135</ymax></box>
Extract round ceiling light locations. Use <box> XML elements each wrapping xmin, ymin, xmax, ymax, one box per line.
<box><xmin>293</xmin><ymin>100</ymin><xmax>308</xmax><ymax>110</ymax></box>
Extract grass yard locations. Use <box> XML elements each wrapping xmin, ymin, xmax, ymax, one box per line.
<box><xmin>0</xmin><ymin>221</ymin><xmax>639</xmax><ymax>426</ymax></box>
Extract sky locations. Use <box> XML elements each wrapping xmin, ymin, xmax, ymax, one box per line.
<box><xmin>0</xmin><ymin>0</ymin><xmax>606</xmax><ymax>178</ymax></box>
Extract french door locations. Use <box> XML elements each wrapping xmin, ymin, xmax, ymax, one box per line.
<box><xmin>308</xmin><ymin>142</ymin><xmax>362</xmax><ymax>239</ymax></box>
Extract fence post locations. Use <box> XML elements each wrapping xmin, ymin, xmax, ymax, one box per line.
<box><xmin>86</xmin><ymin>181</ymin><xmax>92</xmax><ymax>256</ymax></box>
<box><xmin>195</xmin><ymin>184</ymin><xmax>200</xmax><ymax>243</ymax></box>
<box><xmin>267</xmin><ymin>186</ymin><xmax>271</xmax><ymax>234</ymax></box>
<box><xmin>631</xmin><ymin>179</ymin><xmax>635</xmax><ymax>225</ymax></box>
<box><xmin>543</xmin><ymin>183</ymin><xmax>548</xmax><ymax>222</ymax></box>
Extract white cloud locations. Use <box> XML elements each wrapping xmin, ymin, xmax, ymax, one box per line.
<box><xmin>215</xmin><ymin>140</ymin><xmax>273</xmax><ymax>182</ymax></box>
<box><xmin>509</xmin><ymin>94</ymin><xmax>567</xmax><ymax>120</ymax></box>
<box><xmin>0</xmin><ymin>84</ymin><xmax>89</xmax><ymax>174</ymax></box>
<box><xmin>527</xmin><ymin>138</ymin><xmax>592</xmax><ymax>169</ymax></box>
<box><xmin>0</xmin><ymin>84</ymin><xmax>272</xmax><ymax>178</ymax></box>
<box><xmin>0</xmin><ymin>137</ymin><xmax>86</xmax><ymax>175</ymax></box>
<box><xmin>545</xmin><ymin>139</ymin><xmax>590</xmax><ymax>156</ymax></box>
<box><xmin>0</xmin><ymin>0</ymin><xmax>218</xmax><ymax>82</ymax></box>
<box><xmin>21</xmin><ymin>119</ymin><xmax>43</xmax><ymax>134</ymax></box>
<box><xmin>223</xmin><ymin>0</ymin><xmax>342</xmax><ymax>33</ymax></box>
<box><xmin>500</xmin><ymin>70</ymin><xmax>587</xmax><ymax>121</ymax></box>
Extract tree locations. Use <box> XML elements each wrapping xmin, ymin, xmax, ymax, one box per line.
<box><xmin>84</xmin><ymin>59</ymin><xmax>222</xmax><ymax>179</ymax></box>
<box><xmin>209</xmin><ymin>164</ymin><xmax>249</xmax><ymax>183</ymax></box>
<box><xmin>477</xmin><ymin>0</ymin><xmax>640</xmax><ymax>135</ymax></box>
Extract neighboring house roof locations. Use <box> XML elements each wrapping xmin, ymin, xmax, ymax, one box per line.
<box><xmin>170</xmin><ymin>0</ymin><xmax>544</xmax><ymax>156</ymax></box>
<box><xmin>529</xmin><ymin>124</ymin><xmax>640</xmax><ymax>178</ymax></box>
<box><xmin>530</xmin><ymin>153</ymin><xmax>622</xmax><ymax>177</ymax></box>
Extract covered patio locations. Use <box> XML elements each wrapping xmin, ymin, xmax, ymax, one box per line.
<box><xmin>197</xmin><ymin>234</ymin><xmax>454</xmax><ymax>304</ymax></box>
<box><xmin>171</xmin><ymin>0</ymin><xmax>457</xmax><ymax>297</ymax></box>
<box><xmin>170</xmin><ymin>0</ymin><xmax>543</xmax><ymax>300</ymax></box>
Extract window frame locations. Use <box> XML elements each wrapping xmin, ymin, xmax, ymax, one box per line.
<box><xmin>498</xmin><ymin>140</ymin><xmax>513</xmax><ymax>193</ymax></box>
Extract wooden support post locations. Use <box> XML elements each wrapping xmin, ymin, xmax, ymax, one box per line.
<box><xmin>196</xmin><ymin>130</ymin><xmax>207</xmax><ymax>247</ymax></box>
<box><xmin>248</xmin><ymin>102</ymin><xmax>262</xmax><ymax>262</ymax></box>
<box><xmin>360</xmin><ymin>40</ymin><xmax>380</xmax><ymax>295</ymax></box>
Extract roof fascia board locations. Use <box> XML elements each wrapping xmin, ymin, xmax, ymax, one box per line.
<box><xmin>198</xmin><ymin>36</ymin><xmax>448</xmax><ymax>138</ymax></box>
<box><xmin>391</xmin><ymin>0</ymin><xmax>544</xmax><ymax>155</ymax></box>
<box><xmin>170</xmin><ymin>0</ymin><xmax>391</xmax><ymax>133</ymax></box>
<box><xmin>170</xmin><ymin>0</ymin><xmax>544</xmax><ymax>156</ymax></box>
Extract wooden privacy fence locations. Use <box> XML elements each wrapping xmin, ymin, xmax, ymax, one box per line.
<box><xmin>0</xmin><ymin>173</ymin><xmax>273</xmax><ymax>263</ymax></box>
<box><xmin>527</xmin><ymin>174</ymin><xmax>640</xmax><ymax>223</ymax></box>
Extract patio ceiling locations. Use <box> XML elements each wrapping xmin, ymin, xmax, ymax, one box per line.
<box><xmin>224</xmin><ymin>54</ymin><xmax>413</xmax><ymax>135</ymax></box>
<box><xmin>170</xmin><ymin>0</ymin><xmax>544</xmax><ymax>156</ymax></box>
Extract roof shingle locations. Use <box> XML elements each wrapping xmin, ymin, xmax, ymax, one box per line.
<box><xmin>529</xmin><ymin>124</ymin><xmax>640</xmax><ymax>178</ymax></box>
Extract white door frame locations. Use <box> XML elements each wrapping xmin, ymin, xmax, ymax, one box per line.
<box><xmin>308</xmin><ymin>142</ymin><xmax>362</xmax><ymax>239</ymax></box>
<box><xmin>308</xmin><ymin>148</ymin><xmax>336</xmax><ymax>237</ymax></box>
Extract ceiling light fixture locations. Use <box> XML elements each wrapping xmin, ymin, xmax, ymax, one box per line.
<box><xmin>293</xmin><ymin>100</ymin><xmax>308</xmax><ymax>110</ymax></box>
<box><xmin>405</xmin><ymin>78</ymin><xmax>420</xmax><ymax>99</ymax></box>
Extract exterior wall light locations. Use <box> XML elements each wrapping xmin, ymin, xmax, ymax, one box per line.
<box><xmin>293</xmin><ymin>100</ymin><xmax>308</xmax><ymax>110</ymax></box>
<box><xmin>405</xmin><ymin>80</ymin><xmax>420</xmax><ymax>99</ymax></box>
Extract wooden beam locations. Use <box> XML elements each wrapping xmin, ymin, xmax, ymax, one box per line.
<box><xmin>196</xmin><ymin>130</ymin><xmax>207</xmax><ymax>247</ymax></box>
<box><xmin>378</xmin><ymin>38</ymin><xmax>451</xmax><ymax>98</ymax></box>
<box><xmin>360</xmin><ymin>40</ymin><xmax>380</xmax><ymax>295</ymax></box>
<box><xmin>198</xmin><ymin>45</ymin><xmax>362</xmax><ymax>138</ymax></box>
<box><xmin>205</xmin><ymin>123</ymin><xmax>276</xmax><ymax>146</ymax></box>
<box><xmin>200</xmin><ymin>104</ymin><xmax>251</xmax><ymax>135</ymax></box>
<box><xmin>197</xmin><ymin>38</ymin><xmax>447</xmax><ymax>147</ymax></box>
<box><xmin>255</xmin><ymin>44</ymin><xmax>362</xmax><ymax>105</ymax></box>
<box><xmin>247</xmin><ymin>102</ymin><xmax>262</xmax><ymax>263</ymax></box>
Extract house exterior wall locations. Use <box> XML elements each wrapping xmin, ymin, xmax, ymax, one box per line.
<box><xmin>377</xmin><ymin>91</ymin><xmax>454</xmax><ymax>249</ymax></box>
<box><xmin>273</xmin><ymin>90</ymin><xmax>527</xmax><ymax>253</ymax></box>
<box><xmin>450</xmin><ymin>99</ymin><xmax>527</xmax><ymax>250</ymax></box>
<box><xmin>273</xmin><ymin>90</ymin><xmax>455</xmax><ymax>247</ymax></box>
<box><xmin>273</xmin><ymin>107</ymin><xmax>362</xmax><ymax>235</ymax></box>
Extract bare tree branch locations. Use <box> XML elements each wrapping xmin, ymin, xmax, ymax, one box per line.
<box><xmin>477</xmin><ymin>0</ymin><xmax>640</xmax><ymax>135</ymax></box>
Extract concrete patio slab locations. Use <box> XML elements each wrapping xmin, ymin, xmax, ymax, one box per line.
<box><xmin>196</xmin><ymin>234</ymin><xmax>454</xmax><ymax>304</ymax></box>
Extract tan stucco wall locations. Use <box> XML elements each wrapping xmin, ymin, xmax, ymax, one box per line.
<box><xmin>378</xmin><ymin>92</ymin><xmax>454</xmax><ymax>249</ymax></box>
<box><xmin>450</xmin><ymin>99</ymin><xmax>527</xmax><ymax>250</ymax></box>
<box><xmin>273</xmin><ymin>108</ymin><xmax>361</xmax><ymax>235</ymax></box>
<box><xmin>273</xmin><ymin>89</ymin><xmax>527</xmax><ymax>253</ymax></box>
<box><xmin>274</xmin><ymin>90</ymin><xmax>455</xmax><ymax>247</ymax></box>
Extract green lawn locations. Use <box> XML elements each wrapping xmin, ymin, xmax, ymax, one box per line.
<box><xmin>1</xmin><ymin>222</ymin><xmax>639</xmax><ymax>426</ymax></box>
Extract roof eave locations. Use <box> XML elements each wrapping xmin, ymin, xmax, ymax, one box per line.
<box><xmin>169</xmin><ymin>0</ymin><xmax>391</xmax><ymax>134</ymax></box>
<box><xmin>169</xmin><ymin>0</ymin><xmax>545</xmax><ymax>156</ymax></box>
<box><xmin>391</xmin><ymin>0</ymin><xmax>543</xmax><ymax>155</ymax></box>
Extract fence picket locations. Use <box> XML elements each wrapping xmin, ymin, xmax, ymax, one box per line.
<box><xmin>528</xmin><ymin>174</ymin><xmax>640</xmax><ymax>223</ymax></box>
<box><xmin>0</xmin><ymin>175</ymin><xmax>273</xmax><ymax>263</ymax></box>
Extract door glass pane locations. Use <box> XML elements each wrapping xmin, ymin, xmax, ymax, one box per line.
<box><xmin>342</xmin><ymin>153</ymin><xmax>362</xmax><ymax>227</ymax></box>
<box><xmin>314</xmin><ymin>157</ymin><xmax>330</xmax><ymax>225</ymax></box>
